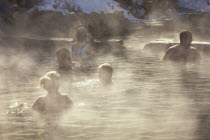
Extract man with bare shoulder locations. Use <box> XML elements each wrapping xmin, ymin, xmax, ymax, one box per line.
<box><xmin>163</xmin><ymin>31</ymin><xmax>201</xmax><ymax>64</ymax></box>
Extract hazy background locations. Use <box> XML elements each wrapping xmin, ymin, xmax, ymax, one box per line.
<box><xmin>1</xmin><ymin>0</ymin><xmax>210</xmax><ymax>140</ymax></box>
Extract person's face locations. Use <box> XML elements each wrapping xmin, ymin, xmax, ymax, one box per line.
<box><xmin>63</xmin><ymin>56</ymin><xmax>72</xmax><ymax>69</ymax></box>
<box><xmin>57</xmin><ymin>55</ymin><xmax>72</xmax><ymax>70</ymax></box>
<box><xmin>98</xmin><ymin>69</ymin><xmax>112</xmax><ymax>84</ymax></box>
<box><xmin>183</xmin><ymin>33</ymin><xmax>192</xmax><ymax>49</ymax></box>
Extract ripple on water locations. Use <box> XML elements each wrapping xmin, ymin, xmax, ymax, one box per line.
<box><xmin>1</xmin><ymin>40</ymin><xmax>210</xmax><ymax>140</ymax></box>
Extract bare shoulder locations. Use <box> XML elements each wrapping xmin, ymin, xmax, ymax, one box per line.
<box><xmin>61</xmin><ymin>94</ymin><xmax>68</xmax><ymax>98</ymax></box>
<box><xmin>61</xmin><ymin>94</ymin><xmax>73</xmax><ymax>105</ymax></box>
<box><xmin>163</xmin><ymin>45</ymin><xmax>178</xmax><ymax>61</ymax></box>
<box><xmin>166</xmin><ymin>44</ymin><xmax>179</xmax><ymax>52</ymax></box>
<box><xmin>31</xmin><ymin>96</ymin><xmax>45</xmax><ymax>111</ymax></box>
<box><xmin>190</xmin><ymin>47</ymin><xmax>200</xmax><ymax>53</ymax></box>
<box><xmin>34</xmin><ymin>96</ymin><xmax>45</xmax><ymax>104</ymax></box>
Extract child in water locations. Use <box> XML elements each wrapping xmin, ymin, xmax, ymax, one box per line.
<box><xmin>98</xmin><ymin>63</ymin><xmax>113</xmax><ymax>87</ymax></box>
<box><xmin>32</xmin><ymin>71</ymin><xmax>73</xmax><ymax>117</ymax></box>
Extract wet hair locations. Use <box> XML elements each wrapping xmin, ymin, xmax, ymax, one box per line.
<box><xmin>45</xmin><ymin>71</ymin><xmax>60</xmax><ymax>80</ymax></box>
<box><xmin>56</xmin><ymin>48</ymin><xmax>72</xmax><ymax>62</ymax></box>
<box><xmin>180</xmin><ymin>31</ymin><xmax>192</xmax><ymax>42</ymax></box>
<box><xmin>39</xmin><ymin>76</ymin><xmax>51</xmax><ymax>89</ymax></box>
<box><xmin>39</xmin><ymin>71</ymin><xmax>60</xmax><ymax>89</ymax></box>
<box><xmin>98</xmin><ymin>63</ymin><xmax>113</xmax><ymax>73</ymax></box>
<box><xmin>56</xmin><ymin>48</ymin><xmax>72</xmax><ymax>70</ymax></box>
<box><xmin>75</xmin><ymin>27</ymin><xmax>88</xmax><ymax>42</ymax></box>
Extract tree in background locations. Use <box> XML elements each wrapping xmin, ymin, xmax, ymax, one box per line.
<box><xmin>114</xmin><ymin>0</ymin><xmax>179</xmax><ymax>18</ymax></box>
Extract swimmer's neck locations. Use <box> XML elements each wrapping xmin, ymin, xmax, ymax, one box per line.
<box><xmin>179</xmin><ymin>43</ymin><xmax>191</xmax><ymax>50</ymax></box>
<box><xmin>47</xmin><ymin>90</ymin><xmax>60</xmax><ymax>97</ymax></box>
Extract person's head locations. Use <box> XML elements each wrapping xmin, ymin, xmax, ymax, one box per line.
<box><xmin>98</xmin><ymin>63</ymin><xmax>113</xmax><ymax>86</ymax></box>
<box><xmin>75</xmin><ymin>27</ymin><xmax>88</xmax><ymax>43</ymax></box>
<box><xmin>179</xmin><ymin>31</ymin><xmax>193</xmax><ymax>49</ymax></box>
<box><xmin>56</xmin><ymin>48</ymin><xmax>72</xmax><ymax>70</ymax></box>
<box><xmin>40</xmin><ymin>71</ymin><xmax>60</xmax><ymax>92</ymax></box>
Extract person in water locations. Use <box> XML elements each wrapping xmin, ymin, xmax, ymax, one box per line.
<box><xmin>32</xmin><ymin>71</ymin><xmax>73</xmax><ymax>117</ymax></box>
<box><xmin>98</xmin><ymin>63</ymin><xmax>113</xmax><ymax>87</ymax></box>
<box><xmin>163</xmin><ymin>31</ymin><xmax>201</xmax><ymax>64</ymax></box>
<box><xmin>56</xmin><ymin>48</ymin><xmax>72</xmax><ymax>71</ymax></box>
<box><xmin>56</xmin><ymin>48</ymin><xmax>80</xmax><ymax>71</ymax></box>
<box><xmin>71</xmin><ymin>27</ymin><xmax>95</xmax><ymax>64</ymax></box>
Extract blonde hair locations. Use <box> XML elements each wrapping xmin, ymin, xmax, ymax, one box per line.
<box><xmin>98</xmin><ymin>63</ymin><xmax>113</xmax><ymax>73</ymax></box>
<box><xmin>39</xmin><ymin>71</ymin><xmax>60</xmax><ymax>89</ymax></box>
<box><xmin>45</xmin><ymin>71</ymin><xmax>60</xmax><ymax>80</ymax></box>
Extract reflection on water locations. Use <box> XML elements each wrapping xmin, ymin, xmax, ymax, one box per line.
<box><xmin>1</xmin><ymin>37</ymin><xmax>210</xmax><ymax>140</ymax></box>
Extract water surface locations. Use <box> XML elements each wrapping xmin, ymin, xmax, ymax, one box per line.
<box><xmin>0</xmin><ymin>35</ymin><xmax>210</xmax><ymax>140</ymax></box>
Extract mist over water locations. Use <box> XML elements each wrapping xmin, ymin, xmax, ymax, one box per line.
<box><xmin>1</xmin><ymin>34</ymin><xmax>210</xmax><ymax>140</ymax></box>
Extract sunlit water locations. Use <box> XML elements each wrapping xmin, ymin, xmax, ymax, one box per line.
<box><xmin>1</xmin><ymin>35</ymin><xmax>210</xmax><ymax>140</ymax></box>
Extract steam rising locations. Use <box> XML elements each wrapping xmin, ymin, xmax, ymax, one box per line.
<box><xmin>0</xmin><ymin>37</ymin><xmax>209</xmax><ymax>139</ymax></box>
<box><xmin>1</xmin><ymin>0</ymin><xmax>210</xmax><ymax>140</ymax></box>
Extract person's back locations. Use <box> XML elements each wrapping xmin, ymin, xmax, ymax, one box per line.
<box><xmin>32</xmin><ymin>71</ymin><xmax>73</xmax><ymax>117</ymax></box>
<box><xmin>163</xmin><ymin>44</ymin><xmax>200</xmax><ymax>64</ymax></box>
<box><xmin>163</xmin><ymin>31</ymin><xmax>201</xmax><ymax>64</ymax></box>
<box><xmin>33</xmin><ymin>94</ymin><xmax>72</xmax><ymax>115</ymax></box>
